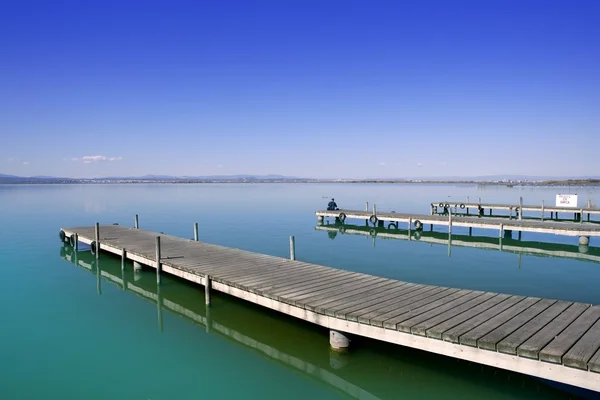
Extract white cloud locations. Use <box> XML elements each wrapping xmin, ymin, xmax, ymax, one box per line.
<box><xmin>378</xmin><ymin>162</ymin><xmax>386</xmax><ymax>166</ymax></box>
<box><xmin>417</xmin><ymin>162</ymin><xmax>423</xmax><ymax>167</ymax></box>
<box><xmin>71</xmin><ymin>155</ymin><xmax>123</xmax><ymax>163</ymax></box>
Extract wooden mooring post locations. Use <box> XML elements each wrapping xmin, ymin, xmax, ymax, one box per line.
<box><xmin>134</xmin><ymin>214</ymin><xmax>139</xmax><ymax>229</ymax></box>
<box><xmin>194</xmin><ymin>222</ymin><xmax>199</xmax><ymax>241</ymax></box>
<box><xmin>290</xmin><ymin>235</ymin><xmax>296</xmax><ymax>260</ymax></box>
<box><xmin>155</xmin><ymin>236</ymin><xmax>162</xmax><ymax>285</ymax></box>
<box><xmin>205</xmin><ymin>275</ymin><xmax>211</xmax><ymax>306</ymax></box>
<box><xmin>519</xmin><ymin>197</ymin><xmax>523</xmax><ymax>221</ymax></box>
<box><xmin>94</xmin><ymin>223</ymin><xmax>100</xmax><ymax>259</ymax></box>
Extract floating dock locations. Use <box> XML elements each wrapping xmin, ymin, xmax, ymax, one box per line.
<box><xmin>315</xmin><ymin>209</ymin><xmax>600</xmax><ymax>245</ymax></box>
<box><xmin>59</xmin><ymin>223</ymin><xmax>600</xmax><ymax>392</ymax></box>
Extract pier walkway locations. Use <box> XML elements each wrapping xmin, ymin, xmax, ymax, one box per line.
<box><xmin>60</xmin><ymin>224</ymin><xmax>600</xmax><ymax>392</ymax></box>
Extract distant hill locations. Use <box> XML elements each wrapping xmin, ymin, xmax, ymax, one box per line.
<box><xmin>1</xmin><ymin>172</ymin><xmax>599</xmax><ymax>184</ymax></box>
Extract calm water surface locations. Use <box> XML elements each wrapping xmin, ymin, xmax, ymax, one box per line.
<box><xmin>1</xmin><ymin>183</ymin><xmax>600</xmax><ymax>399</ymax></box>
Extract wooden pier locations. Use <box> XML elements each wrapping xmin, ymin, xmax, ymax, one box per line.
<box><xmin>315</xmin><ymin>209</ymin><xmax>600</xmax><ymax>245</ymax></box>
<box><xmin>59</xmin><ymin>224</ymin><xmax>600</xmax><ymax>392</ymax></box>
<box><xmin>431</xmin><ymin>199</ymin><xmax>600</xmax><ymax>221</ymax></box>
<box><xmin>314</xmin><ymin>223</ymin><xmax>600</xmax><ymax>264</ymax></box>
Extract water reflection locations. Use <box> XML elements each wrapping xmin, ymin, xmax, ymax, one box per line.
<box><xmin>315</xmin><ymin>221</ymin><xmax>600</xmax><ymax>264</ymax></box>
<box><xmin>59</xmin><ymin>245</ymin><xmax>584</xmax><ymax>400</ymax></box>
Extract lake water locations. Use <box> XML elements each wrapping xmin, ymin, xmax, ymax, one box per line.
<box><xmin>1</xmin><ymin>183</ymin><xmax>599</xmax><ymax>399</ymax></box>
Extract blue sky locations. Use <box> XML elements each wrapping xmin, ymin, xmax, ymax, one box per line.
<box><xmin>1</xmin><ymin>0</ymin><xmax>598</xmax><ymax>178</ymax></box>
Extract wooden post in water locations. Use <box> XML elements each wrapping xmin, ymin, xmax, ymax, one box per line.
<box><xmin>499</xmin><ymin>223</ymin><xmax>504</xmax><ymax>251</ymax></box>
<box><xmin>408</xmin><ymin>217</ymin><xmax>412</xmax><ymax>240</ymax></box>
<box><xmin>194</xmin><ymin>222</ymin><xmax>199</xmax><ymax>241</ymax></box>
<box><xmin>448</xmin><ymin>212</ymin><xmax>452</xmax><ymax>233</ymax></box>
<box><xmin>121</xmin><ymin>248</ymin><xmax>126</xmax><ymax>270</ymax></box>
<box><xmin>134</xmin><ymin>214</ymin><xmax>139</xmax><ymax>229</ymax></box>
<box><xmin>155</xmin><ymin>236</ymin><xmax>162</xmax><ymax>285</ymax></box>
<box><xmin>205</xmin><ymin>275</ymin><xmax>211</xmax><ymax>306</ymax></box>
<box><xmin>290</xmin><ymin>236</ymin><xmax>296</xmax><ymax>260</ymax></box>
<box><xmin>94</xmin><ymin>223</ymin><xmax>100</xmax><ymax>259</ymax></box>
<box><xmin>74</xmin><ymin>233</ymin><xmax>78</xmax><ymax>252</ymax></box>
<box><xmin>519</xmin><ymin>197</ymin><xmax>523</xmax><ymax>221</ymax></box>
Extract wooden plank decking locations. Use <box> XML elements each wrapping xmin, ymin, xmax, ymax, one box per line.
<box><xmin>60</xmin><ymin>224</ymin><xmax>600</xmax><ymax>392</ymax></box>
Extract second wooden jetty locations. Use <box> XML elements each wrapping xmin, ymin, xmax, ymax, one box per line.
<box><xmin>59</xmin><ymin>223</ymin><xmax>600</xmax><ymax>392</ymax></box>
<box><xmin>315</xmin><ymin>209</ymin><xmax>600</xmax><ymax>245</ymax></box>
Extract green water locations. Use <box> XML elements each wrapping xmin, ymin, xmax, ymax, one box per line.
<box><xmin>2</xmin><ymin>183</ymin><xmax>599</xmax><ymax>399</ymax></box>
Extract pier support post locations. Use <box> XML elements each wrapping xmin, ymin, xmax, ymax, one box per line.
<box><xmin>74</xmin><ymin>233</ymin><xmax>78</xmax><ymax>252</ymax></box>
<box><xmin>330</xmin><ymin>329</ymin><xmax>350</xmax><ymax>352</ymax></box>
<box><xmin>499</xmin><ymin>223</ymin><xmax>504</xmax><ymax>238</ymax></box>
<box><xmin>121</xmin><ymin>248</ymin><xmax>126</xmax><ymax>270</ymax></box>
<box><xmin>519</xmin><ymin>197</ymin><xmax>523</xmax><ymax>220</ymax></box>
<box><xmin>94</xmin><ymin>222</ymin><xmax>100</xmax><ymax>259</ymax></box>
<box><xmin>317</xmin><ymin>215</ymin><xmax>324</xmax><ymax>223</ymax></box>
<box><xmin>205</xmin><ymin>275</ymin><xmax>211</xmax><ymax>306</ymax></box>
<box><xmin>134</xmin><ymin>214</ymin><xmax>139</xmax><ymax>229</ymax></box>
<box><xmin>155</xmin><ymin>236</ymin><xmax>162</xmax><ymax>285</ymax></box>
<box><xmin>448</xmin><ymin>212</ymin><xmax>452</xmax><ymax>233</ymax></box>
<box><xmin>194</xmin><ymin>222</ymin><xmax>199</xmax><ymax>241</ymax></box>
<box><xmin>579</xmin><ymin>236</ymin><xmax>590</xmax><ymax>246</ymax></box>
<box><xmin>290</xmin><ymin>236</ymin><xmax>296</xmax><ymax>260</ymax></box>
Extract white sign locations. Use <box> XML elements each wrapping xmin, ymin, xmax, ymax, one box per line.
<box><xmin>556</xmin><ymin>194</ymin><xmax>578</xmax><ymax>208</ymax></box>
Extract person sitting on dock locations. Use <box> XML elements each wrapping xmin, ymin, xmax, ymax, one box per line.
<box><xmin>327</xmin><ymin>198</ymin><xmax>339</xmax><ymax>211</ymax></box>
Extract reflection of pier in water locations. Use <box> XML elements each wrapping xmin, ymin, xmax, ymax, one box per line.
<box><xmin>59</xmin><ymin>246</ymin><xmax>575</xmax><ymax>400</ymax></box>
<box><xmin>315</xmin><ymin>222</ymin><xmax>600</xmax><ymax>265</ymax></box>
<box><xmin>59</xmin><ymin>245</ymin><xmax>379</xmax><ymax>400</ymax></box>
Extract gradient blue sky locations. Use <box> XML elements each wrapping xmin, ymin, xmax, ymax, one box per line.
<box><xmin>1</xmin><ymin>0</ymin><xmax>598</xmax><ymax>178</ymax></box>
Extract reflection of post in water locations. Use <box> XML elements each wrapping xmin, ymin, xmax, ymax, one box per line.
<box><xmin>205</xmin><ymin>304</ymin><xmax>211</xmax><ymax>334</ymax></box>
<box><xmin>327</xmin><ymin>231</ymin><xmax>337</xmax><ymax>240</ymax></box>
<box><xmin>448</xmin><ymin>232</ymin><xmax>452</xmax><ymax>257</ymax></box>
<box><xmin>96</xmin><ymin>258</ymin><xmax>102</xmax><ymax>296</ymax></box>
<box><xmin>157</xmin><ymin>284</ymin><xmax>163</xmax><ymax>333</ymax></box>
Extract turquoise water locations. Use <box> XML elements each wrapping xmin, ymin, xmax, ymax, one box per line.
<box><xmin>1</xmin><ymin>183</ymin><xmax>599</xmax><ymax>399</ymax></box>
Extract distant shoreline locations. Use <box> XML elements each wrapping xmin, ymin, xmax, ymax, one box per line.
<box><xmin>2</xmin><ymin>178</ymin><xmax>600</xmax><ymax>186</ymax></box>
